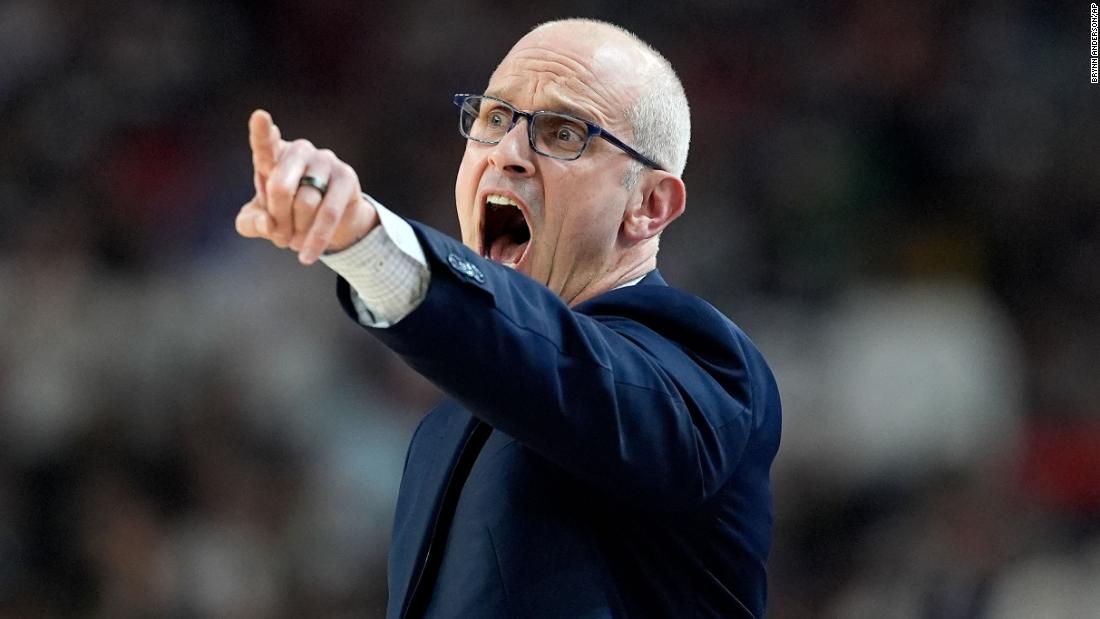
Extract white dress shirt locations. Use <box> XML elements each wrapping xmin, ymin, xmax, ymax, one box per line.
<box><xmin>319</xmin><ymin>198</ymin><xmax>431</xmax><ymax>328</ymax></box>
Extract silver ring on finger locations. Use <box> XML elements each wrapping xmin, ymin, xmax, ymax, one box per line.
<box><xmin>298</xmin><ymin>175</ymin><xmax>328</xmax><ymax>198</ymax></box>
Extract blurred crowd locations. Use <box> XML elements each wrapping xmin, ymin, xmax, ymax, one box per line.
<box><xmin>0</xmin><ymin>0</ymin><xmax>1096</xmax><ymax>617</ymax></box>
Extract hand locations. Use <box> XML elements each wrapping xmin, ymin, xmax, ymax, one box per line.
<box><xmin>235</xmin><ymin>109</ymin><xmax>379</xmax><ymax>264</ymax></box>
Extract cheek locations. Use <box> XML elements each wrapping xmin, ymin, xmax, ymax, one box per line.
<box><xmin>536</xmin><ymin>191</ymin><xmax>621</xmax><ymax>275</ymax></box>
<box><xmin>556</xmin><ymin>185</ymin><xmax>622</xmax><ymax>240</ymax></box>
<box><xmin>454</xmin><ymin>151</ymin><xmax>483</xmax><ymax>245</ymax></box>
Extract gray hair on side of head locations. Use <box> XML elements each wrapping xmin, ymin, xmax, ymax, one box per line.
<box><xmin>529</xmin><ymin>19</ymin><xmax>692</xmax><ymax>188</ymax></box>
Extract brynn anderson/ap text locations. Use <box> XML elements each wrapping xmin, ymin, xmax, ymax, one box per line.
<box><xmin>1091</xmin><ymin>3</ymin><xmax>1098</xmax><ymax>83</ymax></box>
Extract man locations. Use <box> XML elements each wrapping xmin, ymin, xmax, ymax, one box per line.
<box><xmin>236</xmin><ymin>18</ymin><xmax>780</xmax><ymax>619</ymax></box>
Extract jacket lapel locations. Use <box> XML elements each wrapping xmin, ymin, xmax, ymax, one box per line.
<box><xmin>387</xmin><ymin>401</ymin><xmax>482</xmax><ymax>619</ymax></box>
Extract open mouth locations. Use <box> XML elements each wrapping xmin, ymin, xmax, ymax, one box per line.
<box><xmin>480</xmin><ymin>193</ymin><xmax>531</xmax><ymax>269</ymax></box>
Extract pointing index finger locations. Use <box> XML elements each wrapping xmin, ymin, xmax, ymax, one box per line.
<box><xmin>249</xmin><ymin>109</ymin><xmax>282</xmax><ymax>175</ymax></box>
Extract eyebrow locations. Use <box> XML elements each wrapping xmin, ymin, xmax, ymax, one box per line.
<box><xmin>482</xmin><ymin>91</ymin><xmax>598</xmax><ymax>124</ymax></box>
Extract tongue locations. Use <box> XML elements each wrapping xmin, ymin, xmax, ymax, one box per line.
<box><xmin>489</xmin><ymin>235</ymin><xmax>528</xmax><ymax>265</ymax></box>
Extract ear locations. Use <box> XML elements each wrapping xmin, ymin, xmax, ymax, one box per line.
<box><xmin>622</xmin><ymin>172</ymin><xmax>686</xmax><ymax>242</ymax></box>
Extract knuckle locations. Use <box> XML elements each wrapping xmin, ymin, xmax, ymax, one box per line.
<box><xmin>269</xmin><ymin>185</ymin><xmax>293</xmax><ymax>203</ymax></box>
<box><xmin>293</xmin><ymin>138</ymin><xmax>314</xmax><ymax>151</ymax></box>
<box><xmin>316</xmin><ymin>204</ymin><xmax>340</xmax><ymax>226</ymax></box>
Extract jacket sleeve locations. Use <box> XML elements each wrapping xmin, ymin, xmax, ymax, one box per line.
<box><xmin>340</xmin><ymin>220</ymin><xmax>762</xmax><ymax>511</ymax></box>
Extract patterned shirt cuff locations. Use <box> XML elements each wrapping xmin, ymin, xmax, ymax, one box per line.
<box><xmin>319</xmin><ymin>197</ymin><xmax>430</xmax><ymax>328</ymax></box>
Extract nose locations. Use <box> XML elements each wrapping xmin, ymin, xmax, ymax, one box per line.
<box><xmin>487</xmin><ymin>116</ymin><xmax>536</xmax><ymax>177</ymax></box>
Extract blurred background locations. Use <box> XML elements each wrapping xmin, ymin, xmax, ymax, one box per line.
<box><xmin>0</xmin><ymin>0</ymin><xmax>1096</xmax><ymax>616</ymax></box>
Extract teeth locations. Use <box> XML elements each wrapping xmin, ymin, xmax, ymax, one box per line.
<box><xmin>485</xmin><ymin>194</ymin><xmax>520</xmax><ymax>209</ymax></box>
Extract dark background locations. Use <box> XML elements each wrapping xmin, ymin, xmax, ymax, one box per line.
<box><xmin>1</xmin><ymin>1</ymin><xmax>1097</xmax><ymax>616</ymax></box>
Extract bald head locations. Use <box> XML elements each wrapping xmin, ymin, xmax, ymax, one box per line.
<box><xmin>519</xmin><ymin>19</ymin><xmax>692</xmax><ymax>180</ymax></box>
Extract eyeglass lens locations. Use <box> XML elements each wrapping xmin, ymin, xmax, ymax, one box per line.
<box><xmin>459</xmin><ymin>96</ymin><xmax>590</xmax><ymax>160</ymax></box>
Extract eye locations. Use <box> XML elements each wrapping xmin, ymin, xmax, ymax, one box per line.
<box><xmin>541</xmin><ymin>116</ymin><xmax>587</xmax><ymax>145</ymax></box>
<box><xmin>487</xmin><ymin>111</ymin><xmax>507</xmax><ymax>128</ymax></box>
<box><xmin>554</xmin><ymin>126</ymin><xmax>581</xmax><ymax>142</ymax></box>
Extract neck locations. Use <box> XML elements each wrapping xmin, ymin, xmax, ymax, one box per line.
<box><xmin>565</xmin><ymin>241</ymin><xmax>658</xmax><ymax>306</ymax></box>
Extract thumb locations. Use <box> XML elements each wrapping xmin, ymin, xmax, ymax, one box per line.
<box><xmin>249</xmin><ymin>109</ymin><xmax>283</xmax><ymax>176</ymax></box>
<box><xmin>235</xmin><ymin>198</ymin><xmax>274</xmax><ymax>239</ymax></box>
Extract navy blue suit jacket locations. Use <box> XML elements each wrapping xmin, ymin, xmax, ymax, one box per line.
<box><xmin>337</xmin><ymin>221</ymin><xmax>781</xmax><ymax>618</ymax></box>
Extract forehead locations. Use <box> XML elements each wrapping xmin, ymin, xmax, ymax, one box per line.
<box><xmin>485</xmin><ymin>27</ymin><xmax>650</xmax><ymax>125</ymax></box>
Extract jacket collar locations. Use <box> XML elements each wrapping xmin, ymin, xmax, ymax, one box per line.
<box><xmin>637</xmin><ymin>269</ymin><xmax>666</xmax><ymax>287</ymax></box>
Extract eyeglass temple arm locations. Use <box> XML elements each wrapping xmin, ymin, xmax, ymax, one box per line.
<box><xmin>591</xmin><ymin>126</ymin><xmax>665</xmax><ymax>171</ymax></box>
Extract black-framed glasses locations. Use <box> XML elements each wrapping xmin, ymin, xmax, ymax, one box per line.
<box><xmin>453</xmin><ymin>94</ymin><xmax>665</xmax><ymax>171</ymax></box>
